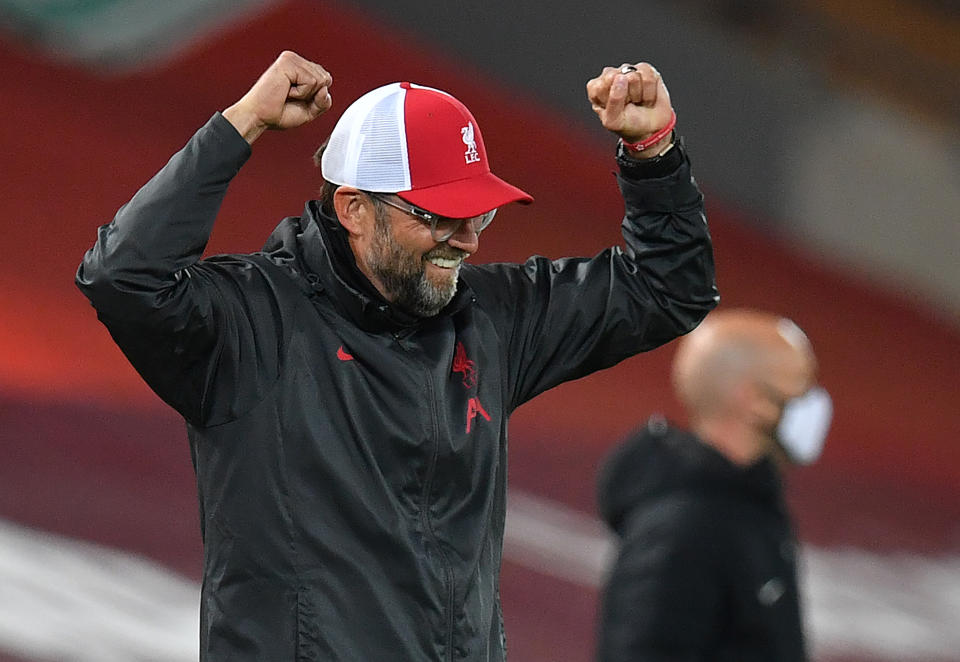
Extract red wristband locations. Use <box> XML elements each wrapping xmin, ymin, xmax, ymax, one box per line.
<box><xmin>619</xmin><ymin>110</ymin><xmax>677</xmax><ymax>152</ymax></box>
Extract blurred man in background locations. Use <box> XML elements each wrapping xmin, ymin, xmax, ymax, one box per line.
<box><xmin>596</xmin><ymin>309</ymin><xmax>832</xmax><ymax>662</ymax></box>
<box><xmin>76</xmin><ymin>50</ymin><xmax>717</xmax><ymax>660</ymax></box>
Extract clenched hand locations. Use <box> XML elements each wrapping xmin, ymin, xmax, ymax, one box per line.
<box><xmin>223</xmin><ymin>51</ymin><xmax>333</xmax><ymax>144</ymax></box>
<box><xmin>586</xmin><ymin>63</ymin><xmax>673</xmax><ymax>157</ymax></box>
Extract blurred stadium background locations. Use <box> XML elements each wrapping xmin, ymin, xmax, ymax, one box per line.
<box><xmin>0</xmin><ymin>0</ymin><xmax>958</xmax><ymax>660</ymax></box>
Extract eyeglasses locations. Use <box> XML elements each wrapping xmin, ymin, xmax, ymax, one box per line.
<box><xmin>366</xmin><ymin>192</ymin><xmax>497</xmax><ymax>243</ymax></box>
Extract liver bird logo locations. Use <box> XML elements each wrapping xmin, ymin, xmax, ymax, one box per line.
<box><xmin>452</xmin><ymin>341</ymin><xmax>478</xmax><ymax>388</ymax></box>
<box><xmin>461</xmin><ymin>122</ymin><xmax>480</xmax><ymax>164</ymax></box>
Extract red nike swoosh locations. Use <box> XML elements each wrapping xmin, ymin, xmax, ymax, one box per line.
<box><xmin>337</xmin><ymin>346</ymin><xmax>354</xmax><ymax>361</ymax></box>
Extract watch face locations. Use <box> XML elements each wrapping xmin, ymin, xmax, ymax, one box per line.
<box><xmin>616</xmin><ymin>140</ymin><xmax>639</xmax><ymax>162</ymax></box>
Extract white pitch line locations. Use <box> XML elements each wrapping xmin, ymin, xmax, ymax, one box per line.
<box><xmin>504</xmin><ymin>490</ymin><xmax>960</xmax><ymax>661</ymax></box>
<box><xmin>1</xmin><ymin>493</ymin><xmax>959</xmax><ymax>661</ymax></box>
<box><xmin>0</xmin><ymin>519</ymin><xmax>198</xmax><ymax>662</ymax></box>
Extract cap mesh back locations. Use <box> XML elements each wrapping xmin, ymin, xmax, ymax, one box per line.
<box><xmin>321</xmin><ymin>83</ymin><xmax>410</xmax><ymax>192</ymax></box>
<box><xmin>354</xmin><ymin>94</ymin><xmax>408</xmax><ymax>191</ymax></box>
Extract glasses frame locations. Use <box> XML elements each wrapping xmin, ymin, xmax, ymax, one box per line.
<box><xmin>365</xmin><ymin>192</ymin><xmax>497</xmax><ymax>242</ymax></box>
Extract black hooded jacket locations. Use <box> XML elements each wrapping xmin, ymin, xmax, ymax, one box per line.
<box><xmin>76</xmin><ymin>113</ymin><xmax>717</xmax><ymax>661</ymax></box>
<box><xmin>596</xmin><ymin>418</ymin><xmax>807</xmax><ymax>662</ymax></box>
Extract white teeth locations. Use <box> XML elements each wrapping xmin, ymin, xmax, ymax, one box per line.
<box><xmin>428</xmin><ymin>257</ymin><xmax>461</xmax><ymax>268</ymax></box>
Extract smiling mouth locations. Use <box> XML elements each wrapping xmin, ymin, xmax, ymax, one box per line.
<box><xmin>425</xmin><ymin>249</ymin><xmax>469</xmax><ymax>270</ymax></box>
<box><xmin>427</xmin><ymin>256</ymin><xmax>462</xmax><ymax>269</ymax></box>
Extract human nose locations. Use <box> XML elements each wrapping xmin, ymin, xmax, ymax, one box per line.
<box><xmin>445</xmin><ymin>219</ymin><xmax>479</xmax><ymax>253</ymax></box>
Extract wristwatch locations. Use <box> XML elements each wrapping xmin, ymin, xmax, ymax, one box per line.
<box><xmin>616</xmin><ymin>132</ymin><xmax>681</xmax><ymax>177</ymax></box>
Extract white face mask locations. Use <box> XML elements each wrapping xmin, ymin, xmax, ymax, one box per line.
<box><xmin>775</xmin><ymin>386</ymin><xmax>833</xmax><ymax>465</ymax></box>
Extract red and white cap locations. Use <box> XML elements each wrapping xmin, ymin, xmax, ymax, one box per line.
<box><xmin>321</xmin><ymin>81</ymin><xmax>533</xmax><ymax>218</ymax></box>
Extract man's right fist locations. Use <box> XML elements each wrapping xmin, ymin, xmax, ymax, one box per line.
<box><xmin>586</xmin><ymin>62</ymin><xmax>673</xmax><ymax>157</ymax></box>
<box><xmin>223</xmin><ymin>51</ymin><xmax>333</xmax><ymax>144</ymax></box>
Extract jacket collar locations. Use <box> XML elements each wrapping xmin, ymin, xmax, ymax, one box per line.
<box><xmin>275</xmin><ymin>200</ymin><xmax>474</xmax><ymax>333</ymax></box>
<box><xmin>597</xmin><ymin>419</ymin><xmax>785</xmax><ymax>534</ymax></box>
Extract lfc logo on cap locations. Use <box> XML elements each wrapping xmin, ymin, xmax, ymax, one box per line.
<box><xmin>461</xmin><ymin>122</ymin><xmax>480</xmax><ymax>164</ymax></box>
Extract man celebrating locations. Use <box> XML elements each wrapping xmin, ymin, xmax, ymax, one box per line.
<box><xmin>77</xmin><ymin>51</ymin><xmax>717</xmax><ymax>660</ymax></box>
<box><xmin>596</xmin><ymin>309</ymin><xmax>832</xmax><ymax>661</ymax></box>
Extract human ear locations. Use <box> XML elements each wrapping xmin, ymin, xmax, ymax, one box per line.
<box><xmin>333</xmin><ymin>187</ymin><xmax>373</xmax><ymax>237</ymax></box>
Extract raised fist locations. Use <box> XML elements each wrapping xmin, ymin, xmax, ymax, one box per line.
<box><xmin>223</xmin><ymin>51</ymin><xmax>333</xmax><ymax>144</ymax></box>
<box><xmin>586</xmin><ymin>63</ymin><xmax>673</xmax><ymax>150</ymax></box>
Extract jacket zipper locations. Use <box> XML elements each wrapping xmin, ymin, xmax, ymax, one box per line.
<box><xmin>400</xmin><ymin>334</ymin><xmax>457</xmax><ymax>661</ymax></box>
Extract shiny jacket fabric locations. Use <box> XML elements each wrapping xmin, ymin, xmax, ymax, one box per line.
<box><xmin>596</xmin><ymin>418</ymin><xmax>807</xmax><ymax>662</ymax></box>
<box><xmin>76</xmin><ymin>113</ymin><xmax>717</xmax><ymax>661</ymax></box>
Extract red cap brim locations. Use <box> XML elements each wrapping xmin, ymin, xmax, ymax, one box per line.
<box><xmin>397</xmin><ymin>172</ymin><xmax>533</xmax><ymax>218</ymax></box>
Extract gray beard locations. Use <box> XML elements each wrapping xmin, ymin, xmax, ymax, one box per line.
<box><xmin>366</xmin><ymin>217</ymin><xmax>461</xmax><ymax>318</ymax></box>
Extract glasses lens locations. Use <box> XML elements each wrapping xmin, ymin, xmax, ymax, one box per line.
<box><xmin>431</xmin><ymin>217</ymin><xmax>461</xmax><ymax>242</ymax></box>
<box><xmin>476</xmin><ymin>208</ymin><xmax>497</xmax><ymax>232</ymax></box>
<box><xmin>430</xmin><ymin>209</ymin><xmax>497</xmax><ymax>242</ymax></box>
<box><xmin>371</xmin><ymin>192</ymin><xmax>497</xmax><ymax>242</ymax></box>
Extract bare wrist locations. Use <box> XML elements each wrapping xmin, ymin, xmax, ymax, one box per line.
<box><xmin>619</xmin><ymin>110</ymin><xmax>677</xmax><ymax>158</ymax></box>
<box><xmin>623</xmin><ymin>134</ymin><xmax>674</xmax><ymax>160</ymax></box>
<box><xmin>222</xmin><ymin>103</ymin><xmax>267</xmax><ymax>145</ymax></box>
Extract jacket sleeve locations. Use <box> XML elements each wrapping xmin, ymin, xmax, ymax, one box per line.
<box><xmin>75</xmin><ymin>113</ymin><xmax>283</xmax><ymax>426</ymax></box>
<box><xmin>468</xmin><ymin>141</ymin><xmax>718</xmax><ymax>410</ymax></box>
<box><xmin>596</xmin><ymin>501</ymin><xmax>722</xmax><ymax>661</ymax></box>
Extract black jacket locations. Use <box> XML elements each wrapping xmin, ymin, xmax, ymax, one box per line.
<box><xmin>76</xmin><ymin>113</ymin><xmax>717</xmax><ymax>661</ymax></box>
<box><xmin>596</xmin><ymin>418</ymin><xmax>807</xmax><ymax>662</ymax></box>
